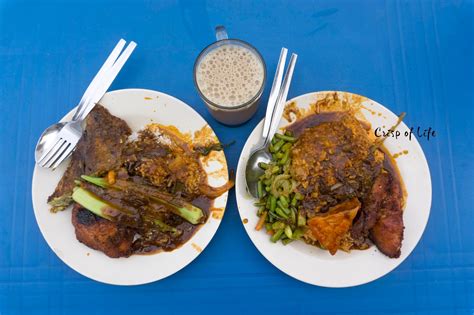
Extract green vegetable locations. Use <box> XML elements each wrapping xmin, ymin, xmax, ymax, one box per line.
<box><xmin>291</xmin><ymin>195</ymin><xmax>298</xmax><ymax>206</ymax></box>
<box><xmin>81</xmin><ymin>175</ymin><xmax>204</xmax><ymax>225</ymax></box>
<box><xmin>252</xmin><ymin>130</ymin><xmax>307</xmax><ymax>244</ymax></box>
<box><xmin>271</xmin><ymin>174</ymin><xmax>292</xmax><ymax>197</ymax></box>
<box><xmin>275</xmin><ymin>207</ymin><xmax>288</xmax><ymax>219</ymax></box>
<box><xmin>278</xmin><ymin>150</ymin><xmax>290</xmax><ymax>165</ymax></box>
<box><xmin>269</xmin><ymin>166</ymin><xmax>278</xmax><ymax>174</ymax></box>
<box><xmin>271</xmin><ymin>229</ymin><xmax>284</xmax><ymax>242</ymax></box>
<box><xmin>72</xmin><ymin>187</ymin><xmax>115</xmax><ymax>220</ymax></box>
<box><xmin>272</xmin><ymin>221</ymin><xmax>285</xmax><ymax>230</ymax></box>
<box><xmin>279</xmin><ymin>196</ymin><xmax>289</xmax><ymax>208</ymax></box>
<box><xmin>269</xmin><ymin>195</ymin><xmax>277</xmax><ymax>212</ymax></box>
<box><xmin>282</xmin><ymin>238</ymin><xmax>294</xmax><ymax>245</ymax></box>
<box><xmin>292</xmin><ymin>228</ymin><xmax>305</xmax><ymax>240</ymax></box>
<box><xmin>281</xmin><ymin>142</ymin><xmax>292</xmax><ymax>152</ymax></box>
<box><xmin>295</xmin><ymin>192</ymin><xmax>304</xmax><ymax>200</ymax></box>
<box><xmin>284</xmin><ymin>225</ymin><xmax>293</xmax><ymax>239</ymax></box>
<box><xmin>297</xmin><ymin>210</ymin><xmax>306</xmax><ymax>227</ymax></box>
<box><xmin>290</xmin><ymin>208</ymin><xmax>296</xmax><ymax>224</ymax></box>
<box><xmin>72</xmin><ymin>187</ymin><xmax>179</xmax><ymax>235</ymax></box>
<box><xmin>275</xmin><ymin>133</ymin><xmax>297</xmax><ymax>143</ymax></box>
<box><xmin>272</xmin><ymin>139</ymin><xmax>285</xmax><ymax>152</ymax></box>
<box><xmin>265</xmin><ymin>223</ymin><xmax>273</xmax><ymax>231</ymax></box>
<box><xmin>257</xmin><ymin>180</ymin><xmax>264</xmax><ymax>198</ymax></box>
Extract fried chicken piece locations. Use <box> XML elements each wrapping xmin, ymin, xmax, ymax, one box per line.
<box><xmin>306</xmin><ymin>198</ymin><xmax>361</xmax><ymax>255</ymax></box>
<box><xmin>71</xmin><ymin>204</ymin><xmax>134</xmax><ymax>258</ymax></box>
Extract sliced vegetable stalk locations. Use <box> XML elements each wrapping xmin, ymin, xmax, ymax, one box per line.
<box><xmin>72</xmin><ymin>187</ymin><xmax>179</xmax><ymax>235</ymax></box>
<box><xmin>81</xmin><ymin>175</ymin><xmax>205</xmax><ymax>224</ymax></box>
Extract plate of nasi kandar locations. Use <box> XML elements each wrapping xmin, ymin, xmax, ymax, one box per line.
<box><xmin>32</xmin><ymin>88</ymin><xmax>233</xmax><ymax>285</ymax></box>
<box><xmin>236</xmin><ymin>91</ymin><xmax>431</xmax><ymax>288</ymax></box>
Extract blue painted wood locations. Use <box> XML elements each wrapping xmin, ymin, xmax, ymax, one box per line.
<box><xmin>0</xmin><ymin>0</ymin><xmax>472</xmax><ymax>314</ymax></box>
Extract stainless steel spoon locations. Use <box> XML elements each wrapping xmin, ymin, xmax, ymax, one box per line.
<box><xmin>34</xmin><ymin>39</ymin><xmax>136</xmax><ymax>169</ymax></box>
<box><xmin>246</xmin><ymin>50</ymin><xmax>298</xmax><ymax>197</ymax></box>
<box><xmin>35</xmin><ymin>122</ymin><xmax>67</xmax><ymax>163</ymax></box>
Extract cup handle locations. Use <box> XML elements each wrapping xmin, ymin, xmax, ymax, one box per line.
<box><xmin>215</xmin><ymin>25</ymin><xmax>228</xmax><ymax>41</ymax></box>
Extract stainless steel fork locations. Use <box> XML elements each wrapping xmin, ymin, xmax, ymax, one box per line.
<box><xmin>36</xmin><ymin>39</ymin><xmax>137</xmax><ymax>169</ymax></box>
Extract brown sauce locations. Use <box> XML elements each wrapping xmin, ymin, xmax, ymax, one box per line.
<box><xmin>286</xmin><ymin>111</ymin><xmax>405</xmax><ymax>213</ymax></box>
<box><xmin>134</xmin><ymin>195</ymin><xmax>213</xmax><ymax>255</ymax></box>
<box><xmin>118</xmin><ymin>127</ymin><xmax>219</xmax><ymax>255</ymax></box>
<box><xmin>287</xmin><ymin>112</ymin><xmax>346</xmax><ymax>136</ymax></box>
<box><xmin>381</xmin><ymin>147</ymin><xmax>406</xmax><ymax>204</ymax></box>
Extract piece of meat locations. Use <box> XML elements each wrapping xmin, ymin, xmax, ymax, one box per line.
<box><xmin>352</xmin><ymin>171</ymin><xmax>404</xmax><ymax>257</ymax></box>
<box><xmin>306</xmin><ymin>198</ymin><xmax>361</xmax><ymax>255</ymax></box>
<box><xmin>351</xmin><ymin>171</ymin><xmax>389</xmax><ymax>244</ymax></box>
<box><xmin>370</xmin><ymin>207</ymin><xmax>404</xmax><ymax>258</ymax></box>
<box><xmin>71</xmin><ymin>204</ymin><xmax>134</xmax><ymax>258</ymax></box>
<box><xmin>48</xmin><ymin>105</ymin><xmax>131</xmax><ymax>212</ymax></box>
<box><xmin>369</xmin><ymin>172</ymin><xmax>404</xmax><ymax>258</ymax></box>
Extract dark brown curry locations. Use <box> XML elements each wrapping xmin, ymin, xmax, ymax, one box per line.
<box><xmin>49</xmin><ymin>105</ymin><xmax>233</xmax><ymax>258</ymax></box>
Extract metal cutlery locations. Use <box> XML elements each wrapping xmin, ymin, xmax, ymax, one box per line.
<box><xmin>35</xmin><ymin>39</ymin><xmax>137</xmax><ymax>169</ymax></box>
<box><xmin>245</xmin><ymin>49</ymin><xmax>298</xmax><ymax>197</ymax></box>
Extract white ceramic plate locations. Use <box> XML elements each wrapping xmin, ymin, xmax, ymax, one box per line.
<box><xmin>236</xmin><ymin>91</ymin><xmax>431</xmax><ymax>288</ymax></box>
<box><xmin>32</xmin><ymin>89</ymin><xmax>229</xmax><ymax>285</ymax></box>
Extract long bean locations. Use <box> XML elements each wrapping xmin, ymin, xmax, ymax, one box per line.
<box><xmin>275</xmin><ymin>133</ymin><xmax>297</xmax><ymax>143</ymax></box>
<box><xmin>275</xmin><ymin>207</ymin><xmax>288</xmax><ymax>219</ymax></box>
<box><xmin>281</xmin><ymin>142</ymin><xmax>292</xmax><ymax>152</ymax></box>
<box><xmin>279</xmin><ymin>150</ymin><xmax>290</xmax><ymax>165</ymax></box>
<box><xmin>279</xmin><ymin>196</ymin><xmax>289</xmax><ymax>207</ymax></box>
<box><xmin>257</xmin><ymin>180</ymin><xmax>264</xmax><ymax>198</ymax></box>
<box><xmin>271</xmin><ymin>229</ymin><xmax>284</xmax><ymax>242</ymax></box>
<box><xmin>290</xmin><ymin>208</ymin><xmax>297</xmax><ymax>224</ymax></box>
<box><xmin>253</xmin><ymin>130</ymin><xmax>308</xmax><ymax>245</ymax></box>
<box><xmin>272</xmin><ymin>139</ymin><xmax>285</xmax><ymax>152</ymax></box>
<box><xmin>282</xmin><ymin>238</ymin><xmax>294</xmax><ymax>245</ymax></box>
<box><xmin>269</xmin><ymin>195</ymin><xmax>277</xmax><ymax>212</ymax></box>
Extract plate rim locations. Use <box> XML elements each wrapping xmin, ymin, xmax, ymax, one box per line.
<box><xmin>235</xmin><ymin>90</ymin><xmax>432</xmax><ymax>288</ymax></box>
<box><xmin>31</xmin><ymin>88</ymin><xmax>230</xmax><ymax>285</ymax></box>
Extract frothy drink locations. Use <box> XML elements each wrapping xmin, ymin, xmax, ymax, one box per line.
<box><xmin>196</xmin><ymin>44</ymin><xmax>265</xmax><ymax>108</ymax></box>
<box><xmin>196</xmin><ymin>44</ymin><xmax>264</xmax><ymax>107</ymax></box>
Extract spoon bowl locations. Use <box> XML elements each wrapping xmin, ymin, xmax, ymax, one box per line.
<box><xmin>35</xmin><ymin>122</ymin><xmax>67</xmax><ymax>163</ymax></box>
<box><xmin>245</xmin><ymin>147</ymin><xmax>272</xmax><ymax>197</ymax></box>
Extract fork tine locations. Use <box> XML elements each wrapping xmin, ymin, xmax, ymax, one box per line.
<box><xmin>50</xmin><ymin>142</ymin><xmax>75</xmax><ymax>169</ymax></box>
<box><xmin>42</xmin><ymin>140</ymin><xmax>68</xmax><ymax>168</ymax></box>
<box><xmin>37</xmin><ymin>139</ymin><xmax>63</xmax><ymax>165</ymax></box>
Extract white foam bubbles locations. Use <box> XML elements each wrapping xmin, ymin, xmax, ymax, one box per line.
<box><xmin>196</xmin><ymin>44</ymin><xmax>264</xmax><ymax>107</ymax></box>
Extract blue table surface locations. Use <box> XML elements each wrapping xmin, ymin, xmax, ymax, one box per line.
<box><xmin>1</xmin><ymin>0</ymin><xmax>473</xmax><ymax>314</ymax></box>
